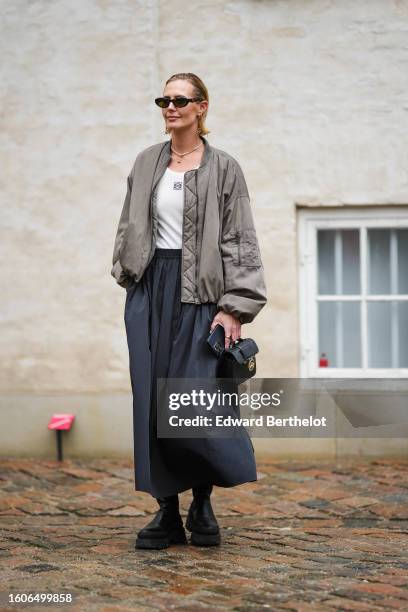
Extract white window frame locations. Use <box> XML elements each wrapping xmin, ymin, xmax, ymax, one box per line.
<box><xmin>298</xmin><ymin>206</ymin><xmax>408</xmax><ymax>378</ymax></box>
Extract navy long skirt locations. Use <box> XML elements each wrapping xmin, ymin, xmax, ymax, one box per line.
<box><xmin>124</xmin><ymin>248</ymin><xmax>257</xmax><ymax>498</ymax></box>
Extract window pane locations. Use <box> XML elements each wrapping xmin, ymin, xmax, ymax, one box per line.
<box><xmin>368</xmin><ymin>301</ymin><xmax>391</xmax><ymax>367</ymax></box>
<box><xmin>318</xmin><ymin>230</ymin><xmax>335</xmax><ymax>294</ymax></box>
<box><xmin>397</xmin><ymin>229</ymin><xmax>408</xmax><ymax>294</ymax></box>
<box><xmin>368</xmin><ymin>229</ymin><xmax>390</xmax><ymax>294</ymax></box>
<box><xmin>343</xmin><ymin>301</ymin><xmax>361</xmax><ymax>367</ymax></box>
<box><xmin>318</xmin><ymin>229</ymin><xmax>360</xmax><ymax>295</ymax></box>
<box><xmin>342</xmin><ymin>230</ymin><xmax>360</xmax><ymax>294</ymax></box>
<box><xmin>318</xmin><ymin>301</ymin><xmax>361</xmax><ymax>368</ymax></box>
<box><xmin>318</xmin><ymin>301</ymin><xmax>337</xmax><ymax>366</ymax></box>
<box><xmin>398</xmin><ymin>301</ymin><xmax>408</xmax><ymax>367</ymax></box>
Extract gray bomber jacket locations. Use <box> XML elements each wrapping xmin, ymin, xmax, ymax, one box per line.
<box><xmin>111</xmin><ymin>136</ymin><xmax>267</xmax><ymax>324</ymax></box>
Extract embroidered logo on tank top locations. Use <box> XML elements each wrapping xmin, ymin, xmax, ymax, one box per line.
<box><xmin>173</xmin><ymin>181</ymin><xmax>182</xmax><ymax>190</ymax></box>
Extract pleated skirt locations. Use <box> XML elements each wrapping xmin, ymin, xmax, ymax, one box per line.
<box><xmin>124</xmin><ymin>248</ymin><xmax>257</xmax><ymax>498</ymax></box>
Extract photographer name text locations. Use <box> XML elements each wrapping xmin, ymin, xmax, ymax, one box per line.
<box><xmin>168</xmin><ymin>415</ymin><xmax>327</xmax><ymax>428</ymax></box>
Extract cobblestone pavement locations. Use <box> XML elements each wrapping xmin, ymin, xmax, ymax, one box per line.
<box><xmin>1</xmin><ymin>457</ymin><xmax>408</xmax><ymax>611</ymax></box>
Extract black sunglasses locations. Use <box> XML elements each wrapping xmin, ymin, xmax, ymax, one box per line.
<box><xmin>155</xmin><ymin>96</ymin><xmax>203</xmax><ymax>108</ymax></box>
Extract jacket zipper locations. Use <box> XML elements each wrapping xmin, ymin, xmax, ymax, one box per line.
<box><xmin>236</xmin><ymin>230</ymin><xmax>241</xmax><ymax>266</ymax></box>
<box><xmin>181</xmin><ymin>173</ymin><xmax>188</xmax><ymax>300</ymax></box>
<box><xmin>146</xmin><ymin>188</ymin><xmax>156</xmax><ymax>268</ymax></box>
<box><xmin>195</xmin><ymin>170</ymin><xmax>199</xmax><ymax>302</ymax></box>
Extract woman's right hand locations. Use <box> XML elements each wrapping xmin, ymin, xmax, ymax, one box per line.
<box><xmin>210</xmin><ymin>310</ymin><xmax>242</xmax><ymax>350</ymax></box>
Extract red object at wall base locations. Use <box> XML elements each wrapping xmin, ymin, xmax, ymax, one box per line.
<box><xmin>319</xmin><ymin>353</ymin><xmax>329</xmax><ymax>367</ymax></box>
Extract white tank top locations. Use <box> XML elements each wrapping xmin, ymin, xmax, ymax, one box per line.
<box><xmin>155</xmin><ymin>166</ymin><xmax>199</xmax><ymax>249</ymax></box>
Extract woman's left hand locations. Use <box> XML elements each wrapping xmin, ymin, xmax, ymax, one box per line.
<box><xmin>210</xmin><ymin>310</ymin><xmax>242</xmax><ymax>350</ymax></box>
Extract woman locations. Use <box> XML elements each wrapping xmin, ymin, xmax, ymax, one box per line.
<box><xmin>111</xmin><ymin>72</ymin><xmax>267</xmax><ymax>550</ymax></box>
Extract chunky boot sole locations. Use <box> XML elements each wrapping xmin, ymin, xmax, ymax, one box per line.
<box><xmin>135</xmin><ymin>526</ymin><xmax>187</xmax><ymax>550</ymax></box>
<box><xmin>186</xmin><ymin>516</ymin><xmax>221</xmax><ymax>546</ymax></box>
<box><xmin>190</xmin><ymin>531</ymin><xmax>221</xmax><ymax>547</ymax></box>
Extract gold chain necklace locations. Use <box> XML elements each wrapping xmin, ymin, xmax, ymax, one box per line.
<box><xmin>171</xmin><ymin>142</ymin><xmax>202</xmax><ymax>164</ymax></box>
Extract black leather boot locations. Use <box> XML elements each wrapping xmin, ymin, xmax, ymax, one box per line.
<box><xmin>186</xmin><ymin>485</ymin><xmax>221</xmax><ymax>546</ymax></box>
<box><xmin>135</xmin><ymin>495</ymin><xmax>187</xmax><ymax>550</ymax></box>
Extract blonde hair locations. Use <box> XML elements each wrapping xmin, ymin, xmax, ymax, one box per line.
<box><xmin>165</xmin><ymin>72</ymin><xmax>210</xmax><ymax>136</ymax></box>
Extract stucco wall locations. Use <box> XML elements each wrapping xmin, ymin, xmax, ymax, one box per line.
<box><xmin>1</xmin><ymin>0</ymin><xmax>408</xmax><ymax>456</ymax></box>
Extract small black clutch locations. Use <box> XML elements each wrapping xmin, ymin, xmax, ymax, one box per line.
<box><xmin>207</xmin><ymin>325</ymin><xmax>259</xmax><ymax>385</ymax></box>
